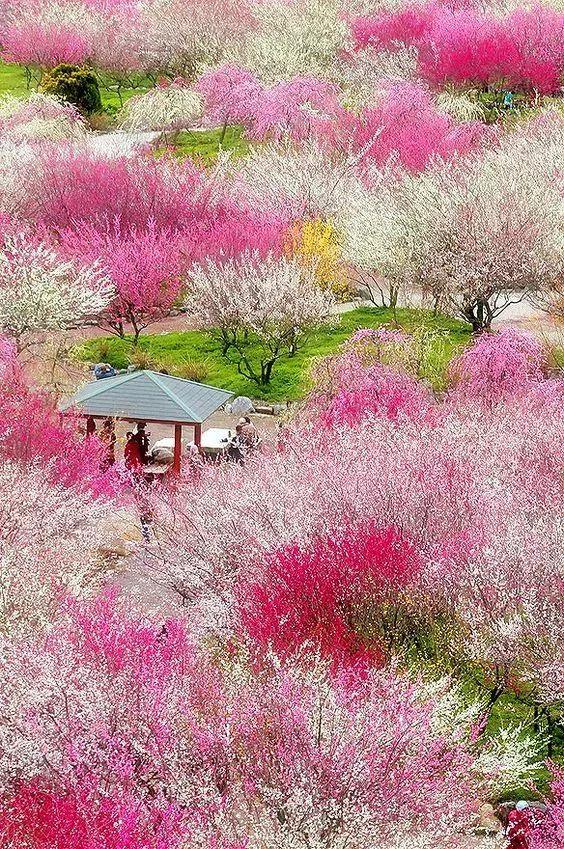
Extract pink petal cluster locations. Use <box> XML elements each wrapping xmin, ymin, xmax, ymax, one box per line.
<box><xmin>351</xmin><ymin>81</ymin><xmax>493</xmax><ymax>170</ymax></box>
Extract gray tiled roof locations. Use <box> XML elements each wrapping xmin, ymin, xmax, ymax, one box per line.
<box><xmin>59</xmin><ymin>370</ymin><xmax>234</xmax><ymax>424</ymax></box>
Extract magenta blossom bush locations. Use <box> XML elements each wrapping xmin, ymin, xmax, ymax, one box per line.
<box><xmin>2</xmin><ymin>23</ymin><xmax>91</xmax><ymax>68</ymax></box>
<box><xmin>19</xmin><ymin>146</ymin><xmax>206</xmax><ymax>231</ymax></box>
<box><xmin>312</xmin><ymin>343</ymin><xmax>433</xmax><ymax>429</ymax></box>
<box><xmin>531</xmin><ymin>768</ymin><xmax>564</xmax><ymax>848</ymax></box>
<box><xmin>240</xmin><ymin>522</ymin><xmax>422</xmax><ymax>669</ymax></box>
<box><xmin>448</xmin><ymin>328</ymin><xmax>548</xmax><ymax>405</ymax></box>
<box><xmin>352</xmin><ymin>4</ymin><xmax>564</xmax><ymax>94</ymax></box>
<box><xmin>0</xmin><ymin>781</ymin><xmax>186</xmax><ymax>849</ymax></box>
<box><xmin>60</xmin><ymin>218</ymin><xmax>187</xmax><ymax>341</ymax></box>
<box><xmin>195</xmin><ymin>64</ymin><xmax>264</xmax><ymax>129</ymax></box>
<box><xmin>351</xmin><ymin>82</ymin><xmax>492</xmax><ymax>171</ymax></box>
<box><xmin>0</xmin><ymin>344</ymin><xmax>118</xmax><ymax>495</ymax></box>
<box><xmin>0</xmin><ymin>591</ymin><xmax>229</xmax><ymax>817</ymax></box>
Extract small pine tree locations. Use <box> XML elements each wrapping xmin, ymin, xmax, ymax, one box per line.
<box><xmin>41</xmin><ymin>64</ymin><xmax>102</xmax><ymax>115</ymax></box>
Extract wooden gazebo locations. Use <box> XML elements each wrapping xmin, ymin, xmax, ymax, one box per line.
<box><xmin>60</xmin><ymin>370</ymin><xmax>234</xmax><ymax>473</ymax></box>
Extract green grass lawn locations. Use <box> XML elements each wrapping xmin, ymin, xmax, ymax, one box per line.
<box><xmin>0</xmin><ymin>61</ymin><xmax>31</xmax><ymax>97</ymax></box>
<box><xmin>156</xmin><ymin>125</ymin><xmax>251</xmax><ymax>165</ymax></box>
<box><xmin>76</xmin><ymin>307</ymin><xmax>471</xmax><ymax>402</ymax></box>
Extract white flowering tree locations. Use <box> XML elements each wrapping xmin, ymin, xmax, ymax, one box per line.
<box><xmin>116</xmin><ymin>81</ymin><xmax>204</xmax><ymax>140</ymax></box>
<box><xmin>0</xmin><ymin>92</ymin><xmax>87</xmax><ymax>142</ymax></box>
<box><xmin>235</xmin><ymin>0</ymin><xmax>350</xmax><ymax>83</ymax></box>
<box><xmin>231</xmin><ymin>139</ymin><xmax>361</xmax><ymax>219</ymax></box>
<box><xmin>187</xmin><ymin>252</ymin><xmax>334</xmax><ymax>384</ymax></box>
<box><xmin>0</xmin><ymin>236</ymin><xmax>113</xmax><ymax>350</ymax></box>
<box><xmin>368</xmin><ymin>116</ymin><xmax>564</xmax><ymax>331</ymax></box>
<box><xmin>339</xmin><ymin>169</ymin><xmax>435</xmax><ymax>308</ymax></box>
<box><xmin>0</xmin><ymin>461</ymin><xmax>112</xmax><ymax>634</ymax></box>
<box><xmin>138</xmin><ymin>0</ymin><xmax>254</xmax><ymax>77</ymax></box>
<box><xmin>417</xmin><ymin>155</ymin><xmax>562</xmax><ymax>332</ymax></box>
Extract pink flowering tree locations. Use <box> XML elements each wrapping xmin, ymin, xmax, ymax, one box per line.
<box><xmin>224</xmin><ymin>661</ymin><xmax>504</xmax><ymax>848</ymax></box>
<box><xmin>0</xmin><ymin>592</ymin><xmax>230</xmax><ymax>846</ymax></box>
<box><xmin>532</xmin><ymin>769</ymin><xmax>564</xmax><ymax>849</ymax></box>
<box><xmin>247</xmin><ymin>75</ymin><xmax>347</xmax><ymax>143</ymax></box>
<box><xmin>196</xmin><ymin>65</ymin><xmax>347</xmax><ymax>144</ymax></box>
<box><xmin>19</xmin><ymin>147</ymin><xmax>205</xmax><ymax>231</ymax></box>
<box><xmin>448</xmin><ymin>328</ymin><xmax>548</xmax><ymax>406</ymax></box>
<box><xmin>352</xmin><ymin>4</ymin><xmax>564</xmax><ymax>95</ymax></box>
<box><xmin>309</xmin><ymin>328</ymin><xmax>434</xmax><ymax>429</ymax></box>
<box><xmin>351</xmin><ymin>82</ymin><xmax>491</xmax><ymax>172</ymax></box>
<box><xmin>0</xmin><ymin>781</ymin><xmax>187</xmax><ymax>849</ymax></box>
<box><xmin>192</xmin><ymin>207</ymin><xmax>289</xmax><ymax>264</ymax></box>
<box><xmin>0</xmin><ymin>590</ymin><xmax>514</xmax><ymax>848</ymax></box>
<box><xmin>60</xmin><ymin>219</ymin><xmax>186</xmax><ymax>342</ymax></box>
<box><xmin>195</xmin><ymin>64</ymin><xmax>264</xmax><ymax>140</ymax></box>
<box><xmin>0</xmin><ymin>336</ymin><xmax>124</xmax><ymax>493</ymax></box>
<box><xmin>1</xmin><ymin>22</ymin><xmax>91</xmax><ymax>73</ymax></box>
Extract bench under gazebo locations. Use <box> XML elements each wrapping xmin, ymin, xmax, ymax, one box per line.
<box><xmin>60</xmin><ymin>370</ymin><xmax>234</xmax><ymax>473</ymax></box>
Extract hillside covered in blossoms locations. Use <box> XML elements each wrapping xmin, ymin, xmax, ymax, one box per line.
<box><xmin>0</xmin><ymin>0</ymin><xmax>563</xmax><ymax>847</ymax></box>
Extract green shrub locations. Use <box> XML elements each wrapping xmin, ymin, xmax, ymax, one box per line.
<box><xmin>129</xmin><ymin>346</ymin><xmax>159</xmax><ymax>371</ymax></box>
<box><xmin>41</xmin><ymin>64</ymin><xmax>102</xmax><ymax>115</ymax></box>
<box><xmin>171</xmin><ymin>357</ymin><xmax>210</xmax><ymax>383</ymax></box>
<box><xmin>93</xmin><ymin>338</ymin><xmax>112</xmax><ymax>362</ymax></box>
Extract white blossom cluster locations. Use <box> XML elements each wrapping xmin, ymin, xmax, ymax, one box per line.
<box><xmin>0</xmin><ymin>235</ymin><xmax>114</xmax><ymax>345</ymax></box>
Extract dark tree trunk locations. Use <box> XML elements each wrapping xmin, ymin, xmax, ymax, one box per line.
<box><xmin>464</xmin><ymin>297</ymin><xmax>493</xmax><ymax>334</ymax></box>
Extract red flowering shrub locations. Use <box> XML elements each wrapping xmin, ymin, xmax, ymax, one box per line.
<box><xmin>352</xmin><ymin>82</ymin><xmax>491</xmax><ymax>171</ymax></box>
<box><xmin>0</xmin><ymin>782</ymin><xmax>185</xmax><ymax>849</ymax></box>
<box><xmin>352</xmin><ymin>4</ymin><xmax>564</xmax><ymax>94</ymax></box>
<box><xmin>240</xmin><ymin>523</ymin><xmax>422</xmax><ymax>669</ymax></box>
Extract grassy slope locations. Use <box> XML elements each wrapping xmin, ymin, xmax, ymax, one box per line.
<box><xmin>76</xmin><ymin>307</ymin><xmax>471</xmax><ymax>402</ymax></box>
<box><xmin>0</xmin><ymin>61</ymin><xmax>31</xmax><ymax>97</ymax></box>
<box><xmin>0</xmin><ymin>61</ymin><xmax>152</xmax><ymax>110</ymax></box>
<box><xmin>163</xmin><ymin>125</ymin><xmax>251</xmax><ymax>164</ymax></box>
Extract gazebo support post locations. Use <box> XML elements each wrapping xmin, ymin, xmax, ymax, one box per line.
<box><xmin>173</xmin><ymin>424</ymin><xmax>182</xmax><ymax>474</ymax></box>
<box><xmin>194</xmin><ymin>423</ymin><xmax>202</xmax><ymax>447</ymax></box>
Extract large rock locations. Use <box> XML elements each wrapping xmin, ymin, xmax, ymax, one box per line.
<box><xmin>228</xmin><ymin>396</ymin><xmax>254</xmax><ymax>415</ymax></box>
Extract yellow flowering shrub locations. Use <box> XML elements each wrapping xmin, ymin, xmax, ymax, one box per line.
<box><xmin>285</xmin><ymin>219</ymin><xmax>351</xmax><ymax>301</ymax></box>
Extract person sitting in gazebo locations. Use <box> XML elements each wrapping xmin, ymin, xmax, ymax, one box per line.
<box><xmin>124</xmin><ymin>431</ymin><xmax>143</xmax><ymax>475</ymax></box>
<box><xmin>227</xmin><ymin>425</ymin><xmax>246</xmax><ymax>464</ymax></box>
<box><xmin>99</xmin><ymin>417</ymin><xmax>116</xmax><ymax>470</ymax></box>
<box><xmin>133</xmin><ymin>422</ymin><xmax>150</xmax><ymax>464</ymax></box>
<box><xmin>239</xmin><ymin>416</ymin><xmax>260</xmax><ymax>449</ymax></box>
